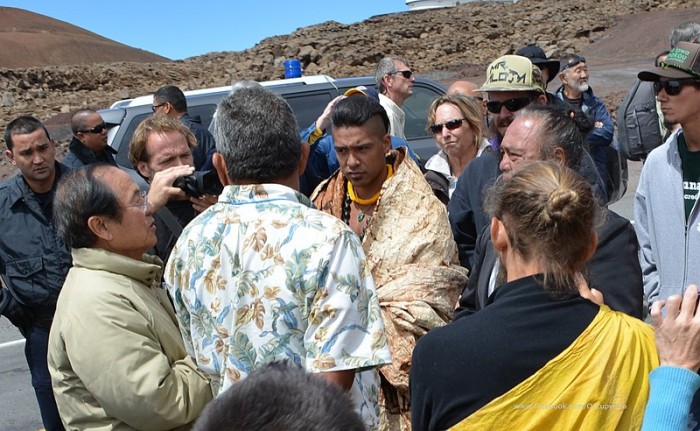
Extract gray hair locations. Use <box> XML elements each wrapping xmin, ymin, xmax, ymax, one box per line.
<box><xmin>230</xmin><ymin>79</ymin><xmax>263</xmax><ymax>94</ymax></box>
<box><xmin>209</xmin><ymin>80</ymin><xmax>265</xmax><ymax>135</ymax></box>
<box><xmin>514</xmin><ymin>104</ymin><xmax>584</xmax><ymax>171</ymax></box>
<box><xmin>215</xmin><ymin>87</ymin><xmax>301</xmax><ymax>183</ymax></box>
<box><xmin>54</xmin><ymin>164</ymin><xmax>122</xmax><ymax>248</ymax></box>
<box><xmin>670</xmin><ymin>22</ymin><xmax>700</xmax><ymax>48</ymax></box>
<box><xmin>374</xmin><ymin>56</ymin><xmax>412</xmax><ymax>94</ymax></box>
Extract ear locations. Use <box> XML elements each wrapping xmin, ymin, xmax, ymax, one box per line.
<box><xmin>87</xmin><ymin>215</ymin><xmax>114</xmax><ymax>242</ymax></box>
<box><xmin>490</xmin><ymin>217</ymin><xmax>510</xmax><ymax>253</ymax></box>
<box><xmin>584</xmin><ymin>231</ymin><xmax>598</xmax><ymax>262</ymax></box>
<box><xmin>5</xmin><ymin>149</ymin><xmax>15</xmax><ymax>165</ymax></box>
<box><xmin>298</xmin><ymin>141</ymin><xmax>310</xmax><ymax>176</ymax></box>
<box><xmin>383</xmin><ymin>134</ymin><xmax>391</xmax><ymax>154</ymax></box>
<box><xmin>553</xmin><ymin>147</ymin><xmax>567</xmax><ymax>167</ymax></box>
<box><xmin>383</xmin><ymin>74</ymin><xmax>393</xmax><ymax>90</ymax></box>
<box><xmin>559</xmin><ymin>71</ymin><xmax>567</xmax><ymax>84</ymax></box>
<box><xmin>213</xmin><ymin>152</ymin><xmax>232</xmax><ymax>186</ymax></box>
<box><xmin>135</xmin><ymin>161</ymin><xmax>152</xmax><ymax>180</ymax></box>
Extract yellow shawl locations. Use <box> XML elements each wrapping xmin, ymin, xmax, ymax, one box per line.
<box><xmin>450</xmin><ymin>305</ymin><xmax>659</xmax><ymax>431</ymax></box>
<box><xmin>313</xmin><ymin>148</ymin><xmax>468</xmax><ymax>431</ymax></box>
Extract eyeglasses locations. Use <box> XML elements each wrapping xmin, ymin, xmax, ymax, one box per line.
<box><xmin>391</xmin><ymin>70</ymin><xmax>413</xmax><ymax>79</ymax></box>
<box><xmin>561</xmin><ymin>56</ymin><xmax>586</xmax><ymax>72</ymax></box>
<box><xmin>124</xmin><ymin>191</ymin><xmax>150</xmax><ymax>213</ymax></box>
<box><xmin>430</xmin><ymin>118</ymin><xmax>466</xmax><ymax>134</ymax></box>
<box><xmin>653</xmin><ymin>79</ymin><xmax>699</xmax><ymax>96</ymax></box>
<box><xmin>152</xmin><ymin>102</ymin><xmax>167</xmax><ymax>112</ymax></box>
<box><xmin>79</xmin><ymin>123</ymin><xmax>107</xmax><ymax>134</ymax></box>
<box><xmin>486</xmin><ymin>96</ymin><xmax>533</xmax><ymax>114</ymax></box>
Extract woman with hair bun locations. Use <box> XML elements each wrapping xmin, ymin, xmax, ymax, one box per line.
<box><xmin>410</xmin><ymin>161</ymin><xmax>659</xmax><ymax>431</ymax></box>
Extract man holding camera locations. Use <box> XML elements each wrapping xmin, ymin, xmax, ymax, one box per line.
<box><xmin>129</xmin><ymin>115</ymin><xmax>218</xmax><ymax>262</ymax></box>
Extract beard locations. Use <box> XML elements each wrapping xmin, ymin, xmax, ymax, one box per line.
<box><xmin>572</xmin><ymin>78</ymin><xmax>589</xmax><ymax>93</ymax></box>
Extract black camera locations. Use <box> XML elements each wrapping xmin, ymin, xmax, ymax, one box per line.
<box><xmin>172</xmin><ymin>170</ymin><xmax>224</xmax><ymax>197</ymax></box>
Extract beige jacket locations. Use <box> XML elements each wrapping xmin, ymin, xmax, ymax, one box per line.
<box><xmin>48</xmin><ymin>248</ymin><xmax>212</xmax><ymax>430</ymax></box>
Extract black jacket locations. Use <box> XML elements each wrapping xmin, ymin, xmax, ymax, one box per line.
<box><xmin>448</xmin><ymin>152</ymin><xmax>500</xmax><ymax>270</ymax></box>
<box><xmin>412</xmin><ymin>275</ymin><xmax>598</xmax><ymax>431</ymax></box>
<box><xmin>448</xmin><ymin>151</ymin><xmax>607</xmax><ymax>271</ymax></box>
<box><xmin>62</xmin><ymin>136</ymin><xmax>117</xmax><ymax>169</ymax></box>
<box><xmin>0</xmin><ymin>163</ymin><xmax>72</xmax><ymax>325</ymax></box>
<box><xmin>180</xmin><ymin>113</ymin><xmax>217</xmax><ymax>172</ymax></box>
<box><xmin>455</xmin><ymin>210</ymin><xmax>644</xmax><ymax>319</ymax></box>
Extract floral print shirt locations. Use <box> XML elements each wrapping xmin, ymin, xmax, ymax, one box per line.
<box><xmin>165</xmin><ymin>184</ymin><xmax>392</xmax><ymax>430</ymax></box>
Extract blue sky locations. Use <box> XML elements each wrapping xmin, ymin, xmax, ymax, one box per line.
<box><xmin>2</xmin><ymin>1</ymin><xmax>409</xmax><ymax>60</ymax></box>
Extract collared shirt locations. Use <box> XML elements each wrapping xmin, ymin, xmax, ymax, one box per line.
<box><xmin>379</xmin><ymin>93</ymin><xmax>406</xmax><ymax>139</ymax></box>
<box><xmin>165</xmin><ymin>183</ymin><xmax>392</xmax><ymax>430</ymax></box>
<box><xmin>424</xmin><ymin>139</ymin><xmax>491</xmax><ymax>199</ymax></box>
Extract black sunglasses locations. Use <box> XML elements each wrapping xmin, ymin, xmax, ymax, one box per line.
<box><xmin>653</xmin><ymin>79</ymin><xmax>699</xmax><ymax>96</ymax></box>
<box><xmin>152</xmin><ymin>102</ymin><xmax>167</xmax><ymax>112</ymax></box>
<box><xmin>392</xmin><ymin>70</ymin><xmax>413</xmax><ymax>79</ymax></box>
<box><xmin>486</xmin><ymin>96</ymin><xmax>533</xmax><ymax>114</ymax></box>
<box><xmin>430</xmin><ymin>118</ymin><xmax>465</xmax><ymax>134</ymax></box>
<box><xmin>561</xmin><ymin>56</ymin><xmax>586</xmax><ymax>72</ymax></box>
<box><xmin>79</xmin><ymin>123</ymin><xmax>107</xmax><ymax>134</ymax></box>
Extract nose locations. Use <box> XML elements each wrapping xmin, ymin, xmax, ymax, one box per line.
<box><xmin>499</xmin><ymin>155</ymin><xmax>511</xmax><ymax>173</ymax></box>
<box><xmin>441</xmin><ymin>125</ymin><xmax>451</xmax><ymax>138</ymax></box>
<box><xmin>347</xmin><ymin>151</ymin><xmax>360</xmax><ymax>167</ymax></box>
<box><xmin>581</xmin><ymin>69</ymin><xmax>589</xmax><ymax>79</ymax></box>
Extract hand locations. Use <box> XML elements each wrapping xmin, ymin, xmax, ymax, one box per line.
<box><xmin>651</xmin><ymin>284</ymin><xmax>700</xmax><ymax>372</ymax></box>
<box><xmin>316</xmin><ymin>95</ymin><xmax>345</xmax><ymax>131</ymax></box>
<box><xmin>190</xmin><ymin>194</ymin><xmax>218</xmax><ymax>213</ymax></box>
<box><xmin>577</xmin><ymin>273</ymin><xmax>604</xmax><ymax>306</ymax></box>
<box><xmin>147</xmin><ymin>165</ymin><xmax>194</xmax><ymax>212</ymax></box>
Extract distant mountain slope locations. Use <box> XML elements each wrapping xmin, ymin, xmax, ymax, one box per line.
<box><xmin>0</xmin><ymin>7</ymin><xmax>169</xmax><ymax>68</ymax></box>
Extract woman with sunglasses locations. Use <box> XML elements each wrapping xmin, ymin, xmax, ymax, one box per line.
<box><xmin>424</xmin><ymin>94</ymin><xmax>489</xmax><ymax>205</ymax></box>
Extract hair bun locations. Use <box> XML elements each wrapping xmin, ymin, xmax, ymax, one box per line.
<box><xmin>545</xmin><ymin>189</ymin><xmax>579</xmax><ymax>223</ymax></box>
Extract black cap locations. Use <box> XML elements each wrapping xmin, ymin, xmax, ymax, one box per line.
<box><xmin>515</xmin><ymin>44</ymin><xmax>560</xmax><ymax>83</ymax></box>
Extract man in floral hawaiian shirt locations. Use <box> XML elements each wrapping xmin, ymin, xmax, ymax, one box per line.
<box><xmin>164</xmin><ymin>86</ymin><xmax>392</xmax><ymax>431</ymax></box>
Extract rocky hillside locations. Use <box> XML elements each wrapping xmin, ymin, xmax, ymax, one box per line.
<box><xmin>0</xmin><ymin>0</ymin><xmax>697</xmax><ymax>176</ymax></box>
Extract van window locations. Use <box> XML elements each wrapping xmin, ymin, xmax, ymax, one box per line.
<box><xmin>283</xmin><ymin>92</ymin><xmax>334</xmax><ymax>129</ymax></box>
<box><xmin>403</xmin><ymin>84</ymin><xmax>443</xmax><ymax>141</ymax></box>
<box><xmin>116</xmin><ymin>112</ymin><xmax>151</xmax><ymax>169</ymax></box>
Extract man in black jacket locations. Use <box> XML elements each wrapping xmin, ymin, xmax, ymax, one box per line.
<box><xmin>61</xmin><ymin>109</ymin><xmax>117</xmax><ymax>169</ymax></box>
<box><xmin>129</xmin><ymin>115</ymin><xmax>217</xmax><ymax>263</ymax></box>
<box><xmin>0</xmin><ymin>116</ymin><xmax>71</xmax><ymax>430</ymax></box>
<box><xmin>454</xmin><ymin>104</ymin><xmax>643</xmax><ymax>319</ymax></box>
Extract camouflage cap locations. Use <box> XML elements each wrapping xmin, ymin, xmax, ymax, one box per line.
<box><xmin>476</xmin><ymin>55</ymin><xmax>546</xmax><ymax>93</ymax></box>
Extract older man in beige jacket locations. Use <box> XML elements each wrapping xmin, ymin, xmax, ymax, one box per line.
<box><xmin>48</xmin><ymin>164</ymin><xmax>212</xmax><ymax>430</ymax></box>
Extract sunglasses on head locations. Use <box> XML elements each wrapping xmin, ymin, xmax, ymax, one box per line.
<box><xmin>561</xmin><ymin>55</ymin><xmax>586</xmax><ymax>72</ymax></box>
<box><xmin>430</xmin><ymin>118</ymin><xmax>465</xmax><ymax>134</ymax></box>
<box><xmin>392</xmin><ymin>70</ymin><xmax>413</xmax><ymax>79</ymax></box>
<box><xmin>653</xmin><ymin>79</ymin><xmax>699</xmax><ymax>96</ymax></box>
<box><xmin>79</xmin><ymin>123</ymin><xmax>107</xmax><ymax>134</ymax></box>
<box><xmin>486</xmin><ymin>96</ymin><xmax>533</xmax><ymax>114</ymax></box>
